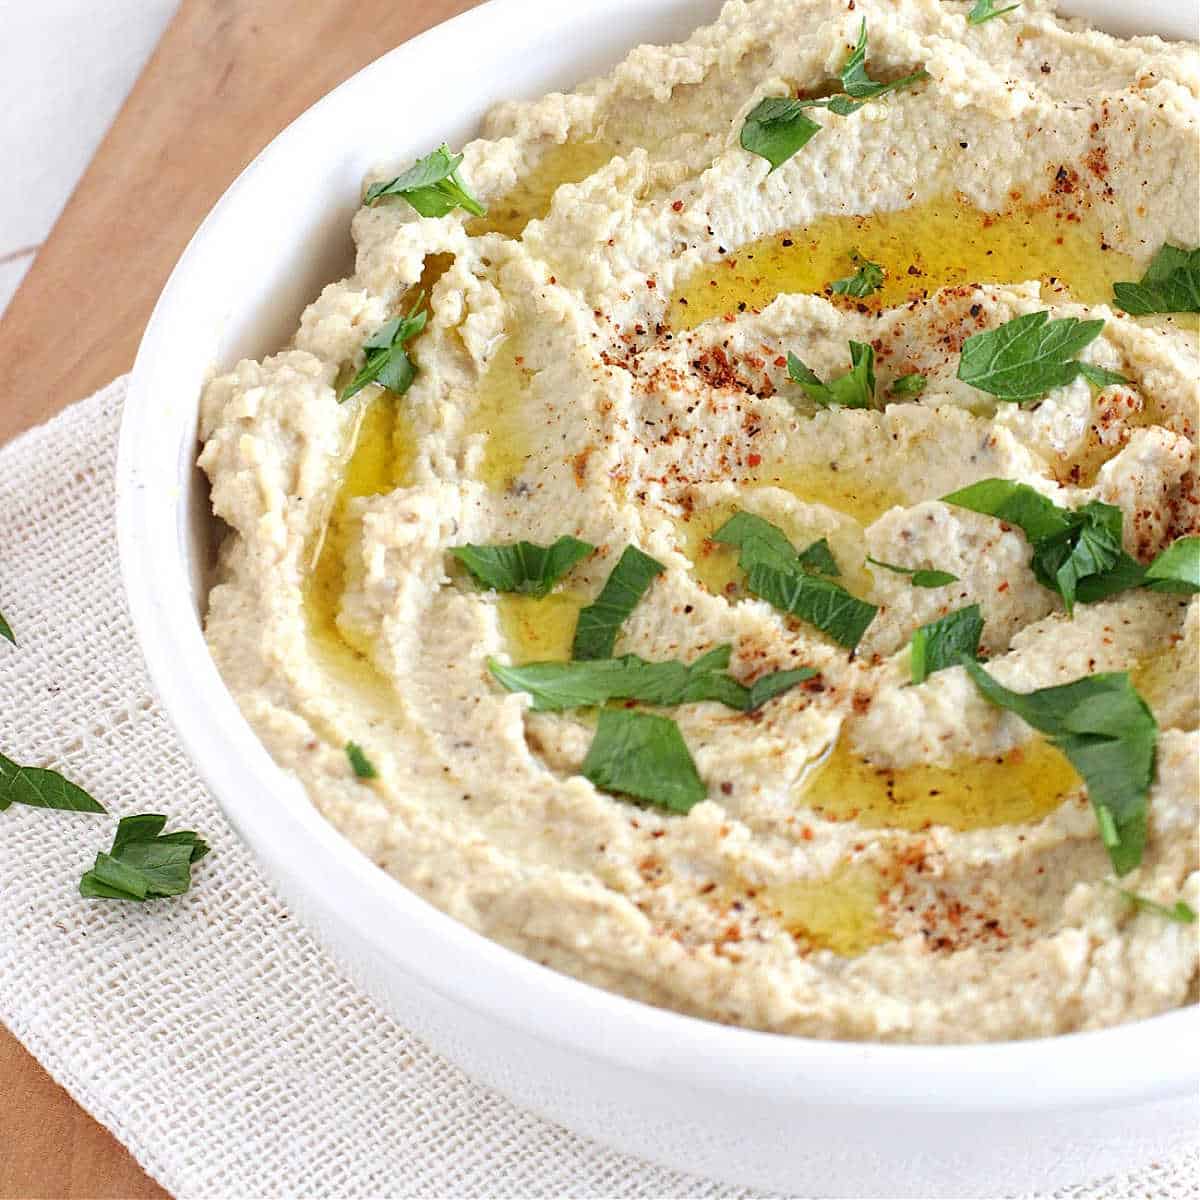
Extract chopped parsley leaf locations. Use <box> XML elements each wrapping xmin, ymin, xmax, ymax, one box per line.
<box><xmin>364</xmin><ymin>144</ymin><xmax>486</xmax><ymax>218</ymax></box>
<box><xmin>830</xmin><ymin>253</ymin><xmax>885</xmax><ymax>298</ymax></box>
<box><xmin>346</xmin><ymin>743</ymin><xmax>377</xmax><ymax>780</ymax></box>
<box><xmin>788</xmin><ymin>341</ymin><xmax>876</xmax><ymax>409</ymax></box>
<box><xmin>340</xmin><ymin>293</ymin><xmax>427</xmax><ymax>403</ymax></box>
<box><xmin>79</xmin><ymin>814</ymin><xmax>210</xmax><ymax>901</ymax></box>
<box><xmin>968</xmin><ymin>0</ymin><xmax>1021</xmax><ymax>25</ymax></box>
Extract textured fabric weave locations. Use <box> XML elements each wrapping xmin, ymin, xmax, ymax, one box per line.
<box><xmin>0</xmin><ymin>377</ymin><xmax>1195</xmax><ymax>1200</ymax></box>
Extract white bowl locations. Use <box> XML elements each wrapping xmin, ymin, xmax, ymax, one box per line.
<box><xmin>117</xmin><ymin>1</ymin><xmax>1200</xmax><ymax>1194</ymax></box>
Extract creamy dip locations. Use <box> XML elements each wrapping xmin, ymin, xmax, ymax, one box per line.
<box><xmin>199</xmin><ymin>0</ymin><xmax>1199</xmax><ymax>1042</ymax></box>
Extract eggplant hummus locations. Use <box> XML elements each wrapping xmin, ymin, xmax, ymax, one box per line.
<box><xmin>199</xmin><ymin>0</ymin><xmax>1199</xmax><ymax>1042</ymax></box>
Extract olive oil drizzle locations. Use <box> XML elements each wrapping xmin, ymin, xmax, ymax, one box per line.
<box><xmin>303</xmin><ymin>394</ymin><xmax>414</xmax><ymax>682</ymax></box>
<box><xmin>764</xmin><ymin>864</ymin><xmax>891</xmax><ymax>957</ymax></box>
<box><xmin>670</xmin><ymin>194</ymin><xmax>1138</xmax><ymax>330</ymax></box>
<box><xmin>800</xmin><ymin>738</ymin><xmax>1081</xmax><ymax>832</ymax></box>
<box><xmin>469</xmin><ymin>139</ymin><xmax>618</xmax><ymax>239</ymax></box>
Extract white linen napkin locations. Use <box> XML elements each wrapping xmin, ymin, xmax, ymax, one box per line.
<box><xmin>0</xmin><ymin>377</ymin><xmax>1196</xmax><ymax>1200</ymax></box>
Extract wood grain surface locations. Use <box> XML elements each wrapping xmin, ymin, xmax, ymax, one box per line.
<box><xmin>0</xmin><ymin>0</ymin><xmax>479</xmax><ymax>1195</ymax></box>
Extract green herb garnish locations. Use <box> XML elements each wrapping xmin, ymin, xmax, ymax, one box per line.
<box><xmin>1112</xmin><ymin>245</ymin><xmax>1200</xmax><ymax>316</ymax></box>
<box><xmin>942</xmin><ymin>480</ymin><xmax>1146</xmax><ymax>614</ymax></box>
<box><xmin>572</xmin><ymin>546</ymin><xmax>665</xmax><ymax>661</ymax></box>
<box><xmin>714</xmin><ymin>512</ymin><xmax>876</xmax><ymax>649</ymax></box>
<box><xmin>79</xmin><ymin>814</ymin><xmax>210</xmax><ymax>901</ymax></box>
<box><xmin>581</xmin><ymin>709</ymin><xmax>705</xmax><ymax>814</ymax></box>
<box><xmin>740</xmin><ymin>98</ymin><xmax>825</xmax><ymax>172</ymax></box>
<box><xmin>712</xmin><ymin>513</ymin><xmax>842</xmax><ymax>579</ymax></box>
<box><xmin>868</xmin><ymin>557</ymin><xmax>958</xmax><ymax>588</ymax></box>
<box><xmin>796</xmin><ymin>538</ymin><xmax>841</xmax><ymax>577</ymax></box>
<box><xmin>839</xmin><ymin>20</ymin><xmax>930</xmax><ymax>99</ymax></box>
<box><xmin>0</xmin><ymin>752</ymin><xmax>104</xmax><ymax>814</ymax></box>
<box><xmin>1077</xmin><ymin>364</ymin><xmax>1130</xmax><ymax>389</ymax></box>
<box><xmin>944</xmin><ymin>486</ymin><xmax>1198</xmax><ymax>610</ymax></box>
<box><xmin>830</xmin><ymin>253</ymin><xmax>885</xmax><ymax>298</ymax></box>
<box><xmin>452</xmin><ymin>536</ymin><xmax>594</xmax><ymax>598</ymax></box>
<box><xmin>961</xmin><ymin>662</ymin><xmax>1155</xmax><ymax>876</ymax></box>
<box><xmin>711</xmin><ymin>511</ymin><xmax>808</xmax><ymax>574</ymax></box>
<box><xmin>910</xmin><ymin>604</ymin><xmax>983</xmax><ymax>685</ymax></box>
<box><xmin>1106</xmin><ymin>883</ymin><xmax>1196</xmax><ymax>924</ymax></box>
<box><xmin>1031</xmin><ymin>500</ymin><xmax>1126</xmax><ymax>615</ymax></box>
<box><xmin>741</xmin><ymin>22</ymin><xmax>926</xmax><ymax>171</ymax></box>
<box><xmin>489</xmin><ymin>645</ymin><xmax>814</xmax><ymax>713</ymax></box>
<box><xmin>957</xmin><ymin>311</ymin><xmax>1106</xmax><ymax>402</ymax></box>
<box><xmin>0</xmin><ymin>608</ymin><xmax>12</xmax><ymax>645</ymax></box>
<box><xmin>967</xmin><ymin>0</ymin><xmax>1021</xmax><ymax>25</ymax></box>
<box><xmin>1144</xmin><ymin>536</ymin><xmax>1200</xmax><ymax>594</ymax></box>
<box><xmin>339</xmin><ymin>293</ymin><xmax>428</xmax><ymax>403</ymax></box>
<box><xmin>889</xmin><ymin>373</ymin><xmax>927</xmax><ymax>398</ymax></box>
<box><xmin>787</xmin><ymin>342</ymin><xmax>876</xmax><ymax>409</ymax></box>
<box><xmin>346</xmin><ymin>743</ymin><xmax>377</xmax><ymax>780</ymax></box>
<box><xmin>746</xmin><ymin>563</ymin><xmax>878</xmax><ymax>651</ymax></box>
<box><xmin>363</xmin><ymin>144</ymin><xmax>486</xmax><ymax>218</ymax></box>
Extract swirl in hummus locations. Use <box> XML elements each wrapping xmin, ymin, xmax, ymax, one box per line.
<box><xmin>198</xmin><ymin>0</ymin><xmax>1199</xmax><ymax>1042</ymax></box>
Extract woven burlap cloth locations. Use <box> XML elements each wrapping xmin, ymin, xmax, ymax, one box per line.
<box><xmin>0</xmin><ymin>377</ymin><xmax>1196</xmax><ymax>1199</ymax></box>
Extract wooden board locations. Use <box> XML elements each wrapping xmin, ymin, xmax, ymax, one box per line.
<box><xmin>0</xmin><ymin>1</ymin><xmax>479</xmax><ymax>1195</ymax></box>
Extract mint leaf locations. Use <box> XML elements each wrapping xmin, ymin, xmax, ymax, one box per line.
<box><xmin>489</xmin><ymin>647</ymin><xmax>814</xmax><ymax>713</ymax></box>
<box><xmin>889</xmin><ymin>373</ymin><xmax>927</xmax><ymax>398</ymax></box>
<box><xmin>788</xmin><ymin>341</ymin><xmax>876</xmax><ymax>408</ymax></box>
<box><xmin>452</xmin><ymin>536</ymin><xmax>594</xmax><ymax>598</ymax></box>
<box><xmin>0</xmin><ymin>752</ymin><xmax>105</xmax><ymax>814</ymax></box>
<box><xmin>1113</xmin><ymin>245</ymin><xmax>1200</xmax><ymax>316</ymax></box>
<box><xmin>957</xmin><ymin>311</ymin><xmax>1105</xmax><ymax>402</ymax></box>
<box><xmin>1030</xmin><ymin>500</ymin><xmax>1123</xmax><ymax>615</ymax></box>
<box><xmin>1073</xmin><ymin>554</ymin><xmax>1148</xmax><ymax>604</ymax></box>
<box><xmin>581</xmin><ymin>709</ymin><xmax>705</xmax><ymax>814</ymax></box>
<box><xmin>830</xmin><ymin>253</ymin><xmax>884</xmax><ymax>298</ymax></box>
<box><xmin>713</xmin><ymin>514</ymin><xmax>840</xmax><ymax>578</ymax></box>
<box><xmin>943</xmin><ymin>480</ymin><xmax>1150</xmax><ymax>614</ymax></box>
<box><xmin>868</xmin><ymin>557</ymin><xmax>958</xmax><ymax>588</ymax></box>
<box><xmin>747</xmin><ymin>562</ymin><xmax>878</xmax><ymax>650</ymax></box>
<box><xmin>0</xmin><ymin>607</ymin><xmax>13</xmax><ymax>645</ymax></box>
<box><xmin>1144</xmin><ymin>536</ymin><xmax>1200</xmax><ymax>594</ymax></box>
<box><xmin>80</xmin><ymin>814</ymin><xmax>210</xmax><ymax>901</ymax></box>
<box><xmin>740</xmin><ymin>98</ymin><xmax>824</xmax><ymax>171</ymax></box>
<box><xmin>840</xmin><ymin>20</ymin><xmax>930</xmax><ymax>99</ymax></box>
<box><xmin>1106</xmin><ymin>882</ymin><xmax>1196</xmax><ymax>924</ymax></box>
<box><xmin>747</xmin><ymin>670</ymin><xmax>818</xmax><ymax>710</ymax></box>
<box><xmin>796</xmin><ymin>538</ymin><xmax>841</xmax><ymax>577</ymax></box>
<box><xmin>1078</xmin><ymin>363</ymin><xmax>1129</xmax><ymax>389</ymax></box>
<box><xmin>712</xmin><ymin>511</ymin><xmax>805</xmax><ymax>574</ymax></box>
<box><xmin>340</xmin><ymin>293</ymin><xmax>428</xmax><ymax>403</ymax></box>
<box><xmin>713</xmin><ymin>512</ymin><xmax>875</xmax><ymax>648</ymax></box>
<box><xmin>910</xmin><ymin>604</ymin><xmax>983</xmax><ymax>684</ymax></box>
<box><xmin>346</xmin><ymin>742</ymin><xmax>377</xmax><ymax>779</ymax></box>
<box><xmin>364</xmin><ymin>144</ymin><xmax>486</xmax><ymax>218</ymax></box>
<box><xmin>943</xmin><ymin>478</ymin><xmax>1072</xmax><ymax>542</ymax></box>
<box><xmin>572</xmin><ymin>546</ymin><xmax>665</xmax><ymax>661</ymax></box>
<box><xmin>962</xmin><ymin>662</ymin><xmax>1155</xmax><ymax>875</ymax></box>
<box><xmin>968</xmin><ymin>0</ymin><xmax>1021</xmax><ymax>24</ymax></box>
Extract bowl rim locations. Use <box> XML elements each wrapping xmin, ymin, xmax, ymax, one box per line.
<box><xmin>117</xmin><ymin>0</ymin><xmax>1200</xmax><ymax>1113</ymax></box>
